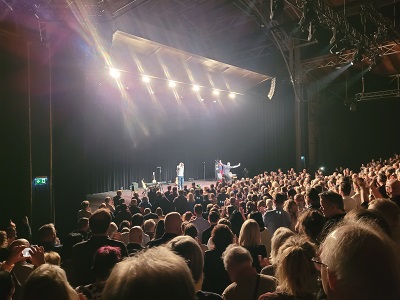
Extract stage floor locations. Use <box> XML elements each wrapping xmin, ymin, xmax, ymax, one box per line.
<box><xmin>86</xmin><ymin>179</ymin><xmax>216</xmax><ymax>211</ymax></box>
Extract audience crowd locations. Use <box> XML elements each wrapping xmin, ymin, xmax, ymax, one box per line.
<box><xmin>1</xmin><ymin>154</ymin><xmax>400</xmax><ymax>300</ymax></box>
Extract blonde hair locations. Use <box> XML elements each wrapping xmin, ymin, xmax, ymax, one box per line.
<box><xmin>103</xmin><ymin>247</ymin><xmax>195</xmax><ymax>300</ymax></box>
<box><xmin>269</xmin><ymin>227</ymin><xmax>294</xmax><ymax>264</ymax></box>
<box><xmin>44</xmin><ymin>251</ymin><xmax>61</xmax><ymax>266</ymax></box>
<box><xmin>238</xmin><ymin>219</ymin><xmax>261</xmax><ymax>248</ymax></box>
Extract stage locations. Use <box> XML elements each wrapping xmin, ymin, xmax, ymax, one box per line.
<box><xmin>86</xmin><ymin>179</ymin><xmax>216</xmax><ymax>211</ymax></box>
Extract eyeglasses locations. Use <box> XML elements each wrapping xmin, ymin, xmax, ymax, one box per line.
<box><xmin>311</xmin><ymin>257</ymin><xmax>328</xmax><ymax>271</ymax></box>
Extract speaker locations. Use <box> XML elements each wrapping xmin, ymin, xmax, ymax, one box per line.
<box><xmin>131</xmin><ymin>182</ymin><xmax>139</xmax><ymax>191</ymax></box>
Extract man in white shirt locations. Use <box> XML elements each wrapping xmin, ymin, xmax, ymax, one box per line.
<box><xmin>176</xmin><ymin>162</ymin><xmax>184</xmax><ymax>190</ymax></box>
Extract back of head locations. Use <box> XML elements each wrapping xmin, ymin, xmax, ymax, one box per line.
<box><xmin>276</xmin><ymin>242</ymin><xmax>316</xmax><ymax>297</ymax></box>
<box><xmin>167</xmin><ymin>236</ymin><xmax>203</xmax><ymax>285</ymax></box>
<box><xmin>238</xmin><ymin>219</ymin><xmax>260</xmax><ymax>248</ymax></box>
<box><xmin>131</xmin><ymin>213</ymin><xmax>144</xmax><ymax>227</ymax></box>
<box><xmin>164</xmin><ymin>212</ymin><xmax>182</xmax><ymax>235</ymax></box>
<box><xmin>340</xmin><ymin>181</ymin><xmax>351</xmax><ymax>196</ymax></box>
<box><xmin>274</xmin><ymin>193</ymin><xmax>286</xmax><ymax>205</ymax></box>
<box><xmin>208</xmin><ymin>211</ymin><xmax>220</xmax><ymax>224</ymax></box>
<box><xmin>222</xmin><ymin>244</ymin><xmax>253</xmax><ymax>271</ymax></box>
<box><xmin>248</xmin><ymin>211</ymin><xmax>264</xmax><ymax>231</ymax></box>
<box><xmin>306</xmin><ymin>188</ymin><xmax>319</xmax><ymax>204</ymax></box>
<box><xmin>0</xmin><ymin>270</ymin><xmax>14</xmax><ymax>300</ymax></box>
<box><xmin>102</xmin><ymin>247</ymin><xmax>196</xmax><ymax>300</ymax></box>
<box><xmin>21</xmin><ymin>264</ymin><xmax>77</xmax><ymax>300</ymax></box>
<box><xmin>92</xmin><ymin>246</ymin><xmax>122</xmax><ymax>281</ymax></box>
<box><xmin>129</xmin><ymin>226</ymin><xmax>143</xmax><ymax>244</ymax></box>
<box><xmin>211</xmin><ymin>224</ymin><xmax>234</xmax><ymax>251</ymax></box>
<box><xmin>81</xmin><ymin>200</ymin><xmax>90</xmax><ymax>209</ymax></box>
<box><xmin>368</xmin><ymin>198</ymin><xmax>400</xmax><ymax>230</ymax></box>
<box><xmin>90</xmin><ymin>209</ymin><xmax>112</xmax><ymax>234</ymax></box>
<box><xmin>297</xmin><ymin>209</ymin><xmax>325</xmax><ymax>244</ymax></box>
<box><xmin>194</xmin><ymin>204</ymin><xmax>203</xmax><ymax>216</ymax></box>
<box><xmin>37</xmin><ymin>224</ymin><xmax>56</xmax><ymax>242</ymax></box>
<box><xmin>321</xmin><ymin>222</ymin><xmax>400</xmax><ymax>300</ymax></box>
<box><xmin>183</xmin><ymin>223</ymin><xmax>198</xmax><ymax>239</ymax></box>
<box><xmin>270</xmin><ymin>227</ymin><xmax>294</xmax><ymax>264</ymax></box>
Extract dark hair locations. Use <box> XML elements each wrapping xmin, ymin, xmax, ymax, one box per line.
<box><xmin>306</xmin><ymin>188</ymin><xmax>319</xmax><ymax>204</ymax></box>
<box><xmin>184</xmin><ymin>223</ymin><xmax>198</xmax><ymax>239</ymax></box>
<box><xmin>81</xmin><ymin>200</ymin><xmax>90</xmax><ymax>209</ymax></box>
<box><xmin>248</xmin><ymin>211</ymin><xmax>264</xmax><ymax>232</ymax></box>
<box><xmin>154</xmin><ymin>220</ymin><xmax>165</xmax><ymax>239</ymax></box>
<box><xmin>92</xmin><ymin>246</ymin><xmax>122</xmax><ymax>280</ymax></box>
<box><xmin>211</xmin><ymin>224</ymin><xmax>234</xmax><ymax>250</ymax></box>
<box><xmin>297</xmin><ymin>209</ymin><xmax>325</xmax><ymax>244</ymax></box>
<box><xmin>208</xmin><ymin>211</ymin><xmax>220</xmax><ymax>224</ymax></box>
<box><xmin>119</xmin><ymin>220</ymin><xmax>130</xmax><ymax>232</ymax></box>
<box><xmin>275</xmin><ymin>193</ymin><xmax>286</xmax><ymax>204</ymax></box>
<box><xmin>194</xmin><ymin>204</ymin><xmax>203</xmax><ymax>215</ymax></box>
<box><xmin>319</xmin><ymin>190</ymin><xmax>344</xmax><ymax>211</ymax></box>
<box><xmin>89</xmin><ymin>209</ymin><xmax>112</xmax><ymax>234</ymax></box>
<box><xmin>131</xmin><ymin>213</ymin><xmax>144</xmax><ymax>227</ymax></box>
<box><xmin>340</xmin><ymin>181</ymin><xmax>352</xmax><ymax>196</ymax></box>
<box><xmin>77</xmin><ymin>217</ymin><xmax>89</xmax><ymax>230</ymax></box>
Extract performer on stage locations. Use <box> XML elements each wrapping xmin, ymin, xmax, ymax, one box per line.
<box><xmin>176</xmin><ymin>162</ymin><xmax>184</xmax><ymax>190</ymax></box>
<box><xmin>220</xmin><ymin>161</ymin><xmax>240</xmax><ymax>182</ymax></box>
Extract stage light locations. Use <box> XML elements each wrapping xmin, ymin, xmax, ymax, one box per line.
<box><xmin>192</xmin><ymin>85</ymin><xmax>200</xmax><ymax>91</ymax></box>
<box><xmin>142</xmin><ymin>75</ymin><xmax>150</xmax><ymax>83</ymax></box>
<box><xmin>229</xmin><ymin>93</ymin><xmax>236</xmax><ymax>99</ymax></box>
<box><xmin>200</xmin><ymin>98</ymin><xmax>204</xmax><ymax>102</ymax></box>
<box><xmin>168</xmin><ymin>81</ymin><xmax>176</xmax><ymax>88</ymax></box>
<box><xmin>213</xmin><ymin>100</ymin><xmax>217</xmax><ymax>103</ymax></box>
<box><xmin>109</xmin><ymin>68</ymin><xmax>121</xmax><ymax>79</ymax></box>
<box><xmin>319</xmin><ymin>166</ymin><xmax>325</xmax><ymax>171</ymax></box>
<box><xmin>212</xmin><ymin>90</ymin><xmax>220</xmax><ymax>96</ymax></box>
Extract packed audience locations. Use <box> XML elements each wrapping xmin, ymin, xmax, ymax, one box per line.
<box><xmin>1</xmin><ymin>154</ymin><xmax>400</xmax><ymax>300</ymax></box>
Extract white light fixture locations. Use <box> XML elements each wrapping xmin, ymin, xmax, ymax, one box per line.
<box><xmin>192</xmin><ymin>85</ymin><xmax>200</xmax><ymax>91</ymax></box>
<box><xmin>168</xmin><ymin>81</ymin><xmax>176</xmax><ymax>88</ymax></box>
<box><xmin>212</xmin><ymin>90</ymin><xmax>220</xmax><ymax>96</ymax></box>
<box><xmin>228</xmin><ymin>93</ymin><xmax>236</xmax><ymax>99</ymax></box>
<box><xmin>142</xmin><ymin>76</ymin><xmax>150</xmax><ymax>83</ymax></box>
<box><xmin>200</xmin><ymin>98</ymin><xmax>204</xmax><ymax>102</ymax></box>
<box><xmin>213</xmin><ymin>100</ymin><xmax>217</xmax><ymax>103</ymax></box>
<box><xmin>109</xmin><ymin>68</ymin><xmax>121</xmax><ymax>79</ymax></box>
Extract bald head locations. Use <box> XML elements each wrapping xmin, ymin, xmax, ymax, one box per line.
<box><xmin>386</xmin><ymin>179</ymin><xmax>400</xmax><ymax>198</ymax></box>
<box><xmin>129</xmin><ymin>226</ymin><xmax>143</xmax><ymax>244</ymax></box>
<box><xmin>9</xmin><ymin>238</ymin><xmax>30</xmax><ymax>250</ymax></box>
<box><xmin>164</xmin><ymin>212</ymin><xmax>182</xmax><ymax>235</ymax></box>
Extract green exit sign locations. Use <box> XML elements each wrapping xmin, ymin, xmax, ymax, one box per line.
<box><xmin>34</xmin><ymin>177</ymin><xmax>48</xmax><ymax>186</ymax></box>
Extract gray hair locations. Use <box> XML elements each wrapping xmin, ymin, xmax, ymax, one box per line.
<box><xmin>222</xmin><ymin>244</ymin><xmax>252</xmax><ymax>271</ymax></box>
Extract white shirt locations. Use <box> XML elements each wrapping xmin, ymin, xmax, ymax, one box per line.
<box><xmin>177</xmin><ymin>165</ymin><xmax>184</xmax><ymax>176</ymax></box>
<box><xmin>190</xmin><ymin>217</ymin><xmax>210</xmax><ymax>241</ymax></box>
<box><xmin>343</xmin><ymin>195</ymin><xmax>360</xmax><ymax>212</ymax></box>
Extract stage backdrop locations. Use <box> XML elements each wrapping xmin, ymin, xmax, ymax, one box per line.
<box><xmin>83</xmin><ymin>76</ymin><xmax>296</xmax><ymax>194</ymax></box>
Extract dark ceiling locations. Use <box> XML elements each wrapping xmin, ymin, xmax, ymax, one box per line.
<box><xmin>1</xmin><ymin>0</ymin><xmax>400</xmax><ymax>93</ymax></box>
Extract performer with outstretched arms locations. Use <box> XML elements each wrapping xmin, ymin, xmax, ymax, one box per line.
<box><xmin>220</xmin><ymin>161</ymin><xmax>240</xmax><ymax>182</ymax></box>
<box><xmin>176</xmin><ymin>162</ymin><xmax>184</xmax><ymax>190</ymax></box>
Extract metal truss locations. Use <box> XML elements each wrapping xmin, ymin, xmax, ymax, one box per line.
<box><xmin>355</xmin><ymin>89</ymin><xmax>400</xmax><ymax>101</ymax></box>
<box><xmin>302</xmin><ymin>42</ymin><xmax>400</xmax><ymax>72</ymax></box>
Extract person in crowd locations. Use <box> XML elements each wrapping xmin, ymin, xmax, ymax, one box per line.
<box><xmin>104</xmin><ymin>196</ymin><xmax>115</xmax><ymax>214</ymax></box>
<box><xmin>44</xmin><ymin>251</ymin><xmax>61</xmax><ymax>265</ymax></box>
<box><xmin>21</xmin><ymin>264</ymin><xmax>79</xmax><ymax>300</ymax></box>
<box><xmin>126</xmin><ymin>226</ymin><xmax>145</xmax><ymax>255</ymax></box>
<box><xmin>128</xmin><ymin>198</ymin><xmax>141</xmax><ymax>215</ymax></box>
<box><xmin>283</xmin><ymin>199</ymin><xmax>299</xmax><ymax>231</ymax></box>
<box><xmin>248</xmin><ymin>211</ymin><xmax>271</xmax><ymax>255</ymax></box>
<box><xmin>305</xmin><ymin>188</ymin><xmax>320</xmax><ymax>210</ymax></box>
<box><xmin>319</xmin><ymin>221</ymin><xmax>400</xmax><ymax>300</ymax></box>
<box><xmin>152</xmin><ymin>191</ymin><xmax>173</xmax><ymax>215</ymax></box>
<box><xmin>295</xmin><ymin>209</ymin><xmax>325</xmax><ymax>245</ymax></box>
<box><xmin>319</xmin><ymin>191</ymin><xmax>346</xmax><ymax>239</ymax></box>
<box><xmin>148</xmin><ymin>212</ymin><xmax>182</xmax><ymax>247</ymax></box>
<box><xmin>202</xmin><ymin>211</ymin><xmax>220</xmax><ymax>245</ymax></box>
<box><xmin>113</xmin><ymin>190</ymin><xmax>122</xmax><ymax>209</ymax></box>
<box><xmin>71</xmin><ymin>209</ymin><xmax>128</xmax><ymax>286</ymax></box>
<box><xmin>202</xmin><ymin>224</ymin><xmax>234</xmax><ymax>295</ymax></box>
<box><xmin>339</xmin><ymin>180</ymin><xmax>359</xmax><ymax>212</ymax></box>
<box><xmin>37</xmin><ymin>223</ymin><xmax>62</xmax><ymax>253</ymax></box>
<box><xmin>114</xmin><ymin>203</ymin><xmax>132</xmax><ymax>226</ymax></box>
<box><xmin>222</xmin><ymin>245</ymin><xmax>276</xmax><ymax>300</ymax></box>
<box><xmin>386</xmin><ymin>179</ymin><xmax>400</xmax><ymax>207</ymax></box>
<box><xmin>177</xmin><ymin>162</ymin><xmax>185</xmax><ymax>190</ymax></box>
<box><xmin>294</xmin><ymin>194</ymin><xmax>306</xmax><ymax>213</ymax></box>
<box><xmin>73</xmin><ymin>217</ymin><xmax>90</xmax><ymax>241</ymax></box>
<box><xmin>76</xmin><ymin>246</ymin><xmax>122</xmax><ymax>299</ymax></box>
<box><xmin>138</xmin><ymin>196</ymin><xmax>152</xmax><ymax>214</ymax></box>
<box><xmin>102</xmin><ymin>246</ymin><xmax>196</xmax><ymax>300</ymax></box>
<box><xmin>143</xmin><ymin>219</ymin><xmax>156</xmax><ymax>240</ymax></box>
<box><xmin>77</xmin><ymin>200</ymin><xmax>92</xmax><ymax>220</ymax></box>
<box><xmin>143</xmin><ymin>207</ymin><xmax>158</xmax><ymax>221</ymax></box>
<box><xmin>0</xmin><ymin>231</ymin><xmax>9</xmax><ymax>262</ymax></box>
<box><xmin>259</xmin><ymin>236</ymin><xmax>317</xmax><ymax>300</ymax></box>
<box><xmin>261</xmin><ymin>227</ymin><xmax>294</xmax><ymax>277</ymax></box>
<box><xmin>368</xmin><ymin>198</ymin><xmax>400</xmax><ymax>243</ymax></box>
<box><xmin>190</xmin><ymin>204</ymin><xmax>210</xmax><ymax>241</ymax></box>
<box><xmin>131</xmin><ymin>213</ymin><xmax>150</xmax><ymax>246</ymax></box>
<box><xmin>263</xmin><ymin>193</ymin><xmax>291</xmax><ymax>236</ymax></box>
<box><xmin>174</xmin><ymin>190</ymin><xmax>189</xmax><ymax>215</ymax></box>
<box><xmin>238</xmin><ymin>219</ymin><xmax>267</xmax><ymax>273</ymax></box>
